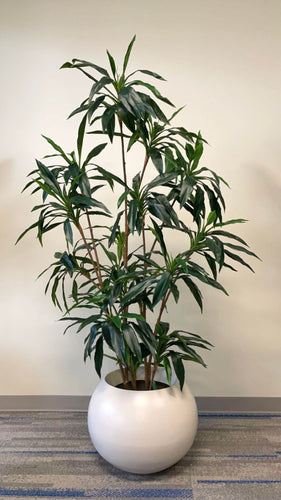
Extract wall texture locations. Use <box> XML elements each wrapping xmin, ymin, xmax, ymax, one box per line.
<box><xmin>0</xmin><ymin>0</ymin><xmax>280</xmax><ymax>397</ymax></box>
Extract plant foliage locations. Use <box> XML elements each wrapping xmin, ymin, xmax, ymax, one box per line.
<box><xmin>18</xmin><ymin>36</ymin><xmax>258</xmax><ymax>390</ymax></box>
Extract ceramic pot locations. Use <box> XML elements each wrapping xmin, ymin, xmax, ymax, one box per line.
<box><xmin>87</xmin><ymin>367</ymin><xmax>198</xmax><ymax>474</ymax></box>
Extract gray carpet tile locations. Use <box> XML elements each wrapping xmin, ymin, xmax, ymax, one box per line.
<box><xmin>0</xmin><ymin>411</ymin><xmax>280</xmax><ymax>499</ymax></box>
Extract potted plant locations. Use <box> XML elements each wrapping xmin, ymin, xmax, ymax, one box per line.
<box><xmin>18</xmin><ymin>36</ymin><xmax>257</xmax><ymax>473</ymax></box>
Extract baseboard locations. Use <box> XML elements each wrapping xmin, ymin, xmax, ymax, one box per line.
<box><xmin>195</xmin><ymin>397</ymin><xmax>281</xmax><ymax>412</ymax></box>
<box><xmin>0</xmin><ymin>396</ymin><xmax>280</xmax><ymax>412</ymax></box>
<box><xmin>0</xmin><ymin>396</ymin><xmax>90</xmax><ymax>411</ymax></box>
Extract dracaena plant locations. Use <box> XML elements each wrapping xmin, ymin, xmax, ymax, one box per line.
<box><xmin>18</xmin><ymin>36</ymin><xmax>258</xmax><ymax>390</ymax></box>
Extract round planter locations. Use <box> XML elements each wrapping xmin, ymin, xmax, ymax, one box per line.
<box><xmin>88</xmin><ymin>367</ymin><xmax>198</xmax><ymax>474</ymax></box>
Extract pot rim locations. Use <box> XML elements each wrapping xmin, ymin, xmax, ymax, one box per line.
<box><xmin>104</xmin><ymin>367</ymin><xmax>179</xmax><ymax>392</ymax></box>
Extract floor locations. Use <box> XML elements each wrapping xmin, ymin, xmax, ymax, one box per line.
<box><xmin>0</xmin><ymin>411</ymin><xmax>280</xmax><ymax>499</ymax></box>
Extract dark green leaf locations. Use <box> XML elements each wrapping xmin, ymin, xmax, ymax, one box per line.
<box><xmin>109</xmin><ymin>211</ymin><xmax>123</xmax><ymax>247</ymax></box>
<box><xmin>170</xmin><ymin>353</ymin><xmax>185</xmax><ymax>390</ymax></box>
<box><xmin>109</xmin><ymin>324</ymin><xmax>124</xmax><ymax>361</ymax></box>
<box><xmin>170</xmin><ymin>282</ymin><xmax>179</xmax><ymax>303</ymax></box>
<box><xmin>146</xmin><ymin>173</ymin><xmax>176</xmax><ymax>192</ymax></box>
<box><xmin>131</xmin><ymin>80</ymin><xmax>174</xmax><ymax>106</ymax></box>
<box><xmin>84</xmin><ymin>143</ymin><xmax>107</xmax><ymax>165</ymax></box>
<box><xmin>88</xmin><ymin>95</ymin><xmax>105</xmax><ymax>123</ymax></box>
<box><xmin>71</xmin><ymin>58</ymin><xmax>109</xmax><ymax>77</ymax></box>
<box><xmin>224</xmin><ymin>243</ymin><xmax>260</xmax><ymax>260</ymax></box>
<box><xmin>60</xmin><ymin>252</ymin><xmax>75</xmax><ymax>273</ymax></box>
<box><xmin>101</xmin><ymin>107</ymin><xmax>115</xmax><ymax>142</ymax></box>
<box><xmin>203</xmin><ymin>252</ymin><xmax>217</xmax><ymax>280</ymax></box>
<box><xmin>111</xmin><ymin>316</ymin><xmax>122</xmax><ymax>329</ymax></box>
<box><xmin>63</xmin><ymin>219</ymin><xmax>73</xmax><ymax>245</ymax></box>
<box><xmin>128</xmin><ymin>198</ymin><xmax>138</xmax><ymax>234</ymax></box>
<box><xmin>122</xmin><ymin>324</ymin><xmax>142</xmax><ymax>361</ymax></box>
<box><xmin>135</xmin><ymin>69</ymin><xmax>165</xmax><ymax>81</ymax></box>
<box><xmin>127</xmin><ymin>130</ymin><xmax>140</xmax><ymax>151</ymax></box>
<box><xmin>215</xmin><ymin>219</ymin><xmax>247</xmax><ymax>227</ymax></box>
<box><xmin>168</xmin><ymin>105</ymin><xmax>185</xmax><ymax>122</ymax></box>
<box><xmin>116</xmin><ymin>103</ymin><xmax>136</xmax><ymax>133</ymax></box>
<box><xmin>181</xmin><ymin>275</ymin><xmax>203</xmax><ymax>312</ymax></box>
<box><xmin>36</xmin><ymin>160</ymin><xmax>61</xmax><ymax>193</ymax></box>
<box><xmin>206</xmin><ymin>236</ymin><xmax>224</xmax><ymax>269</ymax></box>
<box><xmin>89</xmin><ymin>76</ymin><xmax>112</xmax><ymax>101</ymax></box>
<box><xmin>133</xmin><ymin>321</ymin><xmax>156</xmax><ymax>355</ymax></box>
<box><xmin>122</xmin><ymin>35</ymin><xmax>136</xmax><ymax>74</ymax></box>
<box><xmin>211</xmin><ymin>230</ymin><xmax>248</xmax><ymax>247</ymax></box>
<box><xmin>150</xmin><ymin>148</ymin><xmax>163</xmax><ymax>174</ymax></box>
<box><xmin>191</xmin><ymin>141</ymin><xmax>203</xmax><ymax>171</ymax></box>
<box><xmin>79</xmin><ymin>171</ymin><xmax>92</xmax><ymax>197</ymax></box>
<box><xmin>107</xmin><ymin>50</ymin><xmax>116</xmax><ymax>76</ymax></box>
<box><xmin>94</xmin><ymin>336</ymin><xmax>103</xmax><ymax>377</ymax></box>
<box><xmin>153</xmin><ymin>272</ymin><xmax>170</xmax><ymax>306</ymax></box>
<box><xmin>194</xmin><ymin>186</ymin><xmax>205</xmax><ymax>222</ymax></box>
<box><xmin>137</xmin><ymin>92</ymin><xmax>168</xmax><ymax>122</ymax></box>
<box><xmin>164</xmin><ymin>148</ymin><xmax>178</xmax><ymax>173</ymax></box>
<box><xmin>16</xmin><ymin>221</ymin><xmax>39</xmax><ymax>244</ymax></box>
<box><xmin>180</xmin><ymin>176</ymin><xmax>197</xmax><ymax>208</ymax></box>
<box><xmin>70</xmin><ymin>194</ymin><xmax>110</xmax><ymax>213</ymax></box>
<box><xmin>206</xmin><ymin>210</ymin><xmax>217</xmax><ymax>226</ymax></box>
<box><xmin>163</xmin><ymin>356</ymin><xmax>172</xmax><ymax>385</ymax></box>
<box><xmin>119</xmin><ymin>86</ymin><xmax>145</xmax><ymax>119</ymax></box>
<box><xmin>150</xmin><ymin>218</ymin><xmax>167</xmax><ymax>261</ymax></box>
<box><xmin>68</xmin><ymin>103</ymin><xmax>89</xmax><ymax>119</ymax></box>
<box><xmin>224</xmin><ymin>249</ymin><xmax>254</xmax><ymax>272</ymax></box>
<box><xmin>72</xmin><ymin>280</ymin><xmax>78</xmax><ymax>301</ymax></box>
<box><xmin>77</xmin><ymin>114</ymin><xmax>87</xmax><ymax>164</ymax></box>
<box><xmin>121</xmin><ymin>313</ymin><xmax>144</xmax><ymax>321</ymax></box>
<box><xmin>122</xmin><ymin>276</ymin><xmax>156</xmax><ymax>306</ymax></box>
<box><xmin>188</xmin><ymin>269</ymin><xmax>228</xmax><ymax>295</ymax></box>
<box><xmin>41</xmin><ymin>135</ymin><xmax>71</xmax><ymax>164</ymax></box>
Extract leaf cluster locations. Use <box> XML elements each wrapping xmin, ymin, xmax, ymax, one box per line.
<box><xmin>18</xmin><ymin>36</ymin><xmax>258</xmax><ymax>390</ymax></box>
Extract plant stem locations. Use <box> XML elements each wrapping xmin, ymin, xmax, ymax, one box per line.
<box><xmin>80</xmin><ymin>268</ymin><xmax>98</xmax><ymax>289</ymax></box>
<box><xmin>118</xmin><ymin>362</ymin><xmax>128</xmax><ymax>389</ymax></box>
<box><xmin>148</xmin><ymin>199</ymin><xmax>177</xmax><ymax>258</ymax></box>
<box><xmin>155</xmin><ymin>289</ymin><xmax>171</xmax><ymax>330</ymax></box>
<box><xmin>139</xmin><ymin>153</ymin><xmax>149</xmax><ymax>187</ymax></box>
<box><xmin>118</xmin><ymin>118</ymin><xmax>129</xmax><ymax>266</ymax></box>
<box><xmin>86</xmin><ymin>210</ymin><xmax>103</xmax><ymax>286</ymax></box>
<box><xmin>77</xmin><ymin>223</ymin><xmax>101</xmax><ymax>287</ymax></box>
<box><xmin>144</xmin><ymin>357</ymin><xmax>151</xmax><ymax>390</ymax></box>
<box><xmin>149</xmin><ymin>362</ymin><xmax>159</xmax><ymax>390</ymax></box>
<box><xmin>128</xmin><ymin>362</ymin><xmax>137</xmax><ymax>390</ymax></box>
<box><xmin>141</xmin><ymin>217</ymin><xmax>147</xmax><ymax>320</ymax></box>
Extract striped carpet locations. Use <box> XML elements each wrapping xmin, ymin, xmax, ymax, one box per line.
<box><xmin>0</xmin><ymin>411</ymin><xmax>280</xmax><ymax>499</ymax></box>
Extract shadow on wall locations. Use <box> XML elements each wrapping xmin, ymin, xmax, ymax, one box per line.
<box><xmin>0</xmin><ymin>158</ymin><xmax>14</xmax><ymax>198</ymax></box>
<box><xmin>243</xmin><ymin>163</ymin><xmax>281</xmax><ymax>220</ymax></box>
<box><xmin>245</xmin><ymin>163</ymin><xmax>281</xmax><ymax>271</ymax></box>
<box><xmin>0</xmin><ymin>158</ymin><xmax>20</xmax><ymax>248</ymax></box>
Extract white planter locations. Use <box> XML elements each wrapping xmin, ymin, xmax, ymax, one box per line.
<box><xmin>88</xmin><ymin>367</ymin><xmax>198</xmax><ymax>474</ymax></box>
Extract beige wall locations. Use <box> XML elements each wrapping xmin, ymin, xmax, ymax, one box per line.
<box><xmin>0</xmin><ymin>0</ymin><xmax>280</xmax><ymax>396</ymax></box>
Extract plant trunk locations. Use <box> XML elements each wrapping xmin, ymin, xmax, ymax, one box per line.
<box><xmin>144</xmin><ymin>356</ymin><xmax>152</xmax><ymax>389</ymax></box>
<box><xmin>149</xmin><ymin>362</ymin><xmax>158</xmax><ymax>390</ymax></box>
<box><xmin>118</xmin><ymin>118</ymin><xmax>129</xmax><ymax>266</ymax></box>
<box><xmin>119</xmin><ymin>362</ymin><xmax>128</xmax><ymax>389</ymax></box>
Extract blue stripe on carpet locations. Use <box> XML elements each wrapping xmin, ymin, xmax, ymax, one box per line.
<box><xmin>199</xmin><ymin>413</ymin><xmax>281</xmax><ymax>418</ymax></box>
<box><xmin>0</xmin><ymin>450</ymin><xmax>97</xmax><ymax>454</ymax></box>
<box><xmin>1</xmin><ymin>450</ymin><xmax>280</xmax><ymax>459</ymax></box>
<box><xmin>191</xmin><ymin>453</ymin><xmax>279</xmax><ymax>458</ymax></box>
<box><xmin>198</xmin><ymin>480</ymin><xmax>281</xmax><ymax>484</ymax></box>
<box><xmin>188</xmin><ymin>453</ymin><xmax>279</xmax><ymax>458</ymax></box>
<box><xmin>0</xmin><ymin>488</ymin><xmax>193</xmax><ymax>498</ymax></box>
<box><xmin>227</xmin><ymin>454</ymin><xmax>279</xmax><ymax>458</ymax></box>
